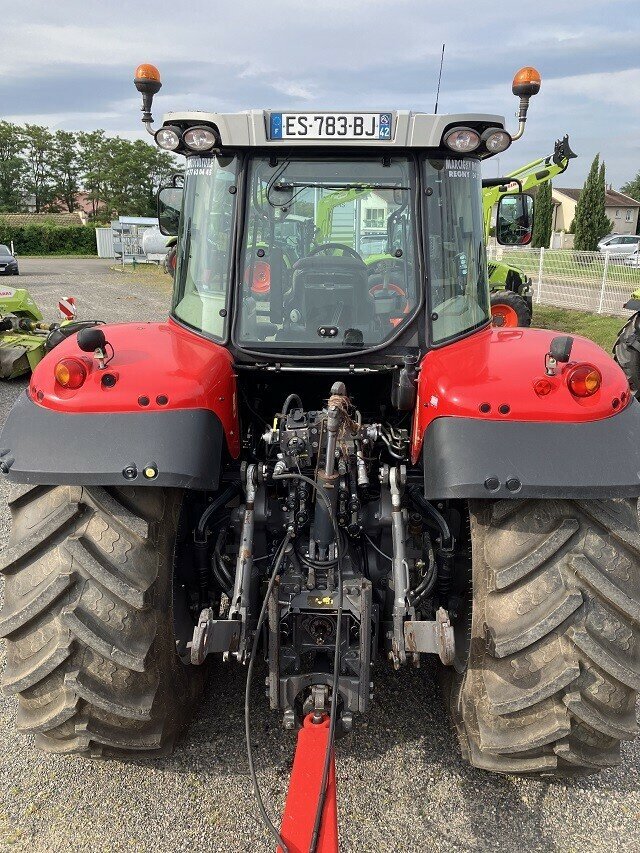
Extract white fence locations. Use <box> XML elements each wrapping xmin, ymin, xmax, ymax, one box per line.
<box><xmin>487</xmin><ymin>246</ymin><xmax>640</xmax><ymax>317</ymax></box>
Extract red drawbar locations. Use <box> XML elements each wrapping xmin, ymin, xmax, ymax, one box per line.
<box><xmin>28</xmin><ymin>318</ymin><xmax>240</xmax><ymax>458</ymax></box>
<box><xmin>279</xmin><ymin>714</ymin><xmax>338</xmax><ymax>853</ymax></box>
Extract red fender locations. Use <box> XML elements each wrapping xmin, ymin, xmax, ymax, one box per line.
<box><xmin>411</xmin><ymin>326</ymin><xmax>631</xmax><ymax>463</ymax></box>
<box><xmin>29</xmin><ymin>318</ymin><xmax>240</xmax><ymax>458</ymax></box>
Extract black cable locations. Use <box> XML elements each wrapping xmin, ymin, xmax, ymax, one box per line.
<box><xmin>195</xmin><ymin>483</ymin><xmax>241</xmax><ymax>540</ymax></box>
<box><xmin>245</xmin><ymin>533</ymin><xmax>292</xmax><ymax>853</ymax></box>
<box><xmin>409</xmin><ymin>558</ymin><xmax>438</xmax><ymax>607</ymax></box>
<box><xmin>273</xmin><ymin>472</ymin><xmax>343</xmax><ymax>853</ymax></box>
<box><xmin>296</xmin><ymin>548</ymin><xmax>339</xmax><ymax>569</ymax></box>
<box><xmin>406</xmin><ymin>485</ymin><xmax>452</xmax><ymax>547</ymax></box>
<box><xmin>281</xmin><ymin>394</ymin><xmax>303</xmax><ymax>417</ymax></box>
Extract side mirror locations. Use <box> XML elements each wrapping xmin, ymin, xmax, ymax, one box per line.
<box><xmin>158</xmin><ymin>186</ymin><xmax>183</xmax><ymax>236</ymax></box>
<box><xmin>496</xmin><ymin>193</ymin><xmax>534</xmax><ymax>246</ymax></box>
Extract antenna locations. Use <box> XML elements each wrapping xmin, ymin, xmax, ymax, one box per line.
<box><xmin>434</xmin><ymin>44</ymin><xmax>445</xmax><ymax>114</ymax></box>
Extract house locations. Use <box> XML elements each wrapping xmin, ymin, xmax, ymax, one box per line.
<box><xmin>552</xmin><ymin>187</ymin><xmax>640</xmax><ymax>235</ymax></box>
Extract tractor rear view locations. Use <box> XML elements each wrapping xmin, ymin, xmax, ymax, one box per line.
<box><xmin>1</xmin><ymin>63</ymin><xmax>640</xmax><ymax>852</ymax></box>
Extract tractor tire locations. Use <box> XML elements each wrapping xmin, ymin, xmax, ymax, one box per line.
<box><xmin>447</xmin><ymin>498</ymin><xmax>640</xmax><ymax>776</ymax></box>
<box><xmin>0</xmin><ymin>484</ymin><xmax>206</xmax><ymax>757</ymax></box>
<box><xmin>613</xmin><ymin>312</ymin><xmax>640</xmax><ymax>400</ymax></box>
<box><xmin>490</xmin><ymin>291</ymin><xmax>532</xmax><ymax>328</ymax></box>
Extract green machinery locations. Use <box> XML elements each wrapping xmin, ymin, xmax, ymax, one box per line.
<box><xmin>483</xmin><ymin>135</ymin><xmax>576</xmax><ymax>326</ymax></box>
<box><xmin>0</xmin><ymin>287</ymin><xmax>49</xmax><ymax>379</ymax></box>
<box><xmin>0</xmin><ymin>286</ymin><xmax>97</xmax><ymax>379</ymax></box>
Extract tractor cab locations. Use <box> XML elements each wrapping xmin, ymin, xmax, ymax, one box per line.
<box><xmin>155</xmin><ymin>106</ymin><xmax>527</xmax><ymax>361</ymax></box>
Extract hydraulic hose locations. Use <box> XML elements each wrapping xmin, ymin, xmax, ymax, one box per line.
<box><xmin>195</xmin><ymin>483</ymin><xmax>241</xmax><ymax>540</ymax></box>
<box><xmin>281</xmin><ymin>394</ymin><xmax>303</xmax><ymax>417</ymax></box>
<box><xmin>406</xmin><ymin>485</ymin><xmax>452</xmax><ymax>548</ymax></box>
<box><xmin>406</xmin><ymin>485</ymin><xmax>455</xmax><ymax>601</ymax></box>
<box><xmin>245</xmin><ymin>534</ymin><xmax>292</xmax><ymax>853</ymax></box>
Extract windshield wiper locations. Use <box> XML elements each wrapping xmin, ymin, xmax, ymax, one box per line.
<box><xmin>273</xmin><ymin>182</ymin><xmax>409</xmax><ymax>191</ymax></box>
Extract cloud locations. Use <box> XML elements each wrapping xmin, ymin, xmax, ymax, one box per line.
<box><xmin>1</xmin><ymin>0</ymin><xmax>638</xmax><ymax>186</ymax></box>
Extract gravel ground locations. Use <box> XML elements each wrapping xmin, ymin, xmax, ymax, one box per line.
<box><xmin>0</xmin><ymin>258</ymin><xmax>639</xmax><ymax>852</ymax></box>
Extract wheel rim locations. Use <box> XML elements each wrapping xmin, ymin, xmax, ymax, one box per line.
<box><xmin>491</xmin><ymin>303</ymin><xmax>519</xmax><ymax>327</ymax></box>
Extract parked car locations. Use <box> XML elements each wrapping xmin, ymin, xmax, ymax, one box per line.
<box><xmin>597</xmin><ymin>234</ymin><xmax>640</xmax><ymax>258</ymax></box>
<box><xmin>625</xmin><ymin>248</ymin><xmax>640</xmax><ymax>267</ymax></box>
<box><xmin>0</xmin><ymin>245</ymin><xmax>18</xmax><ymax>275</ymax></box>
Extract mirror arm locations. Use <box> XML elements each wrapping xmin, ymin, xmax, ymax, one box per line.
<box><xmin>511</xmin><ymin>97</ymin><xmax>531</xmax><ymax>141</ymax></box>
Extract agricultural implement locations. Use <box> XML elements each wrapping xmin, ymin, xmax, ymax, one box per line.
<box><xmin>0</xmin><ymin>287</ymin><xmax>99</xmax><ymax>379</ymax></box>
<box><xmin>1</xmin><ymin>63</ymin><xmax>640</xmax><ymax>853</ymax></box>
<box><xmin>484</xmin><ymin>135</ymin><xmax>576</xmax><ymax>327</ymax></box>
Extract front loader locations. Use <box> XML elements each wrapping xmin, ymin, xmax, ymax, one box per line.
<box><xmin>483</xmin><ymin>135</ymin><xmax>577</xmax><ymax>326</ymax></box>
<box><xmin>2</xmin><ymin>63</ymin><xmax>640</xmax><ymax>852</ymax></box>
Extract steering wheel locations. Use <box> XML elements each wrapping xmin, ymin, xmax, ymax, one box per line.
<box><xmin>307</xmin><ymin>243</ymin><xmax>363</xmax><ymax>262</ymax></box>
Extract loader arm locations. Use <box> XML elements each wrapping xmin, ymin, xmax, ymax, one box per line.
<box><xmin>315</xmin><ymin>186</ymin><xmax>371</xmax><ymax>242</ymax></box>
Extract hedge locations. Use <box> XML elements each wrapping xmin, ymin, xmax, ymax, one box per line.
<box><xmin>0</xmin><ymin>221</ymin><xmax>97</xmax><ymax>256</ymax></box>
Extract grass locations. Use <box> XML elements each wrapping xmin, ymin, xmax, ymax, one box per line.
<box><xmin>532</xmin><ymin>305</ymin><xmax>624</xmax><ymax>351</ymax></box>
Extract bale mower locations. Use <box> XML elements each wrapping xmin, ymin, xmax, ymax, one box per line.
<box><xmin>484</xmin><ymin>135</ymin><xmax>576</xmax><ymax>327</ymax></box>
<box><xmin>0</xmin><ymin>286</ymin><xmax>98</xmax><ymax>379</ymax></box>
<box><xmin>2</xmin><ymin>63</ymin><xmax>640</xmax><ymax>853</ymax></box>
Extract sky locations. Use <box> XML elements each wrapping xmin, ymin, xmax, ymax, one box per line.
<box><xmin>1</xmin><ymin>0</ymin><xmax>638</xmax><ymax>189</ymax></box>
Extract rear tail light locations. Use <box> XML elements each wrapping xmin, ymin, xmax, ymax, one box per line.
<box><xmin>54</xmin><ymin>358</ymin><xmax>87</xmax><ymax>389</ymax></box>
<box><xmin>567</xmin><ymin>363</ymin><xmax>602</xmax><ymax>398</ymax></box>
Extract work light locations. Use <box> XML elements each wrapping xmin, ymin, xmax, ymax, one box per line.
<box><xmin>443</xmin><ymin>127</ymin><xmax>480</xmax><ymax>153</ymax></box>
<box><xmin>482</xmin><ymin>128</ymin><xmax>512</xmax><ymax>153</ymax></box>
<box><xmin>155</xmin><ymin>126</ymin><xmax>181</xmax><ymax>151</ymax></box>
<box><xmin>183</xmin><ymin>127</ymin><xmax>217</xmax><ymax>152</ymax></box>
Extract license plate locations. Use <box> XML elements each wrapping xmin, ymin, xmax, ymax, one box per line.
<box><xmin>269</xmin><ymin>112</ymin><xmax>392</xmax><ymax>141</ymax></box>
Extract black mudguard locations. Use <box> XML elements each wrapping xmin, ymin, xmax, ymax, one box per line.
<box><xmin>0</xmin><ymin>392</ymin><xmax>224</xmax><ymax>490</ymax></box>
<box><xmin>422</xmin><ymin>400</ymin><xmax>640</xmax><ymax>500</ymax></box>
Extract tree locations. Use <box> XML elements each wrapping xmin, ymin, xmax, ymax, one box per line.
<box><xmin>573</xmin><ymin>154</ymin><xmax>613</xmax><ymax>251</ymax></box>
<box><xmin>49</xmin><ymin>131</ymin><xmax>81</xmax><ymax>212</ymax></box>
<box><xmin>21</xmin><ymin>124</ymin><xmax>55</xmax><ymax>213</ymax></box>
<box><xmin>102</xmin><ymin>138</ymin><xmax>175</xmax><ymax>217</ymax></box>
<box><xmin>531</xmin><ymin>181</ymin><xmax>553</xmax><ymax>248</ymax></box>
<box><xmin>621</xmin><ymin>172</ymin><xmax>640</xmax><ymax>203</ymax></box>
<box><xmin>596</xmin><ymin>161</ymin><xmax>614</xmax><ymax>240</ymax></box>
<box><xmin>77</xmin><ymin>130</ymin><xmax>110</xmax><ymax>218</ymax></box>
<box><xmin>0</xmin><ymin>122</ymin><xmax>27</xmax><ymax>212</ymax></box>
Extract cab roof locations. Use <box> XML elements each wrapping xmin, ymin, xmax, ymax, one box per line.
<box><xmin>162</xmin><ymin>109</ymin><xmax>506</xmax><ymax>149</ymax></box>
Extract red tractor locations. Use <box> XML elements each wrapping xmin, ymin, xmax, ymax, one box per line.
<box><xmin>1</xmin><ymin>63</ymin><xmax>640</xmax><ymax>850</ymax></box>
